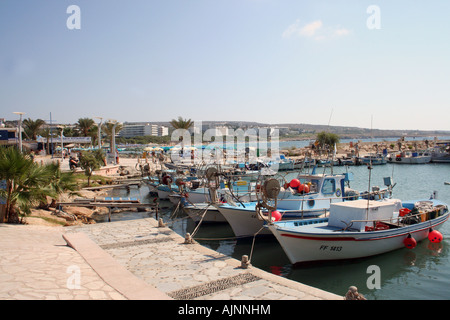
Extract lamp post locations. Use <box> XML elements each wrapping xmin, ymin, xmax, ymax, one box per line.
<box><xmin>12</xmin><ymin>112</ymin><xmax>25</xmax><ymax>152</ymax></box>
<box><xmin>108</xmin><ymin>119</ymin><xmax>117</xmax><ymax>165</ymax></box>
<box><xmin>94</xmin><ymin>116</ymin><xmax>103</xmax><ymax>150</ymax></box>
<box><xmin>58</xmin><ymin>126</ymin><xmax>65</xmax><ymax>160</ymax></box>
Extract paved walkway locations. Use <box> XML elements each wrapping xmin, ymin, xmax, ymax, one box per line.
<box><xmin>0</xmin><ymin>224</ymin><xmax>125</xmax><ymax>300</ymax></box>
<box><xmin>0</xmin><ymin>218</ymin><xmax>342</xmax><ymax>300</ymax></box>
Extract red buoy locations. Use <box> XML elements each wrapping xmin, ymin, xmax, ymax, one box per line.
<box><xmin>271</xmin><ymin>210</ymin><xmax>282</xmax><ymax>222</ymax></box>
<box><xmin>428</xmin><ymin>229</ymin><xmax>443</xmax><ymax>243</ymax></box>
<box><xmin>290</xmin><ymin>179</ymin><xmax>300</xmax><ymax>189</ymax></box>
<box><xmin>304</xmin><ymin>184</ymin><xmax>310</xmax><ymax>193</ymax></box>
<box><xmin>404</xmin><ymin>234</ymin><xmax>417</xmax><ymax>249</ymax></box>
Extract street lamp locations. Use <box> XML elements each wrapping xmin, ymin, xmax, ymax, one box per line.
<box><xmin>94</xmin><ymin>116</ymin><xmax>103</xmax><ymax>150</ymax></box>
<box><xmin>58</xmin><ymin>125</ymin><xmax>65</xmax><ymax>160</ymax></box>
<box><xmin>107</xmin><ymin>119</ymin><xmax>118</xmax><ymax>165</ymax></box>
<box><xmin>12</xmin><ymin>112</ymin><xmax>25</xmax><ymax>152</ymax></box>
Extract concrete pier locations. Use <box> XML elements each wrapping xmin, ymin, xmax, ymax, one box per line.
<box><xmin>64</xmin><ymin>218</ymin><xmax>341</xmax><ymax>300</ymax></box>
<box><xmin>0</xmin><ymin>218</ymin><xmax>342</xmax><ymax>300</ymax></box>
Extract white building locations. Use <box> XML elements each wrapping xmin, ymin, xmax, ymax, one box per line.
<box><xmin>158</xmin><ymin>126</ymin><xmax>169</xmax><ymax>136</ymax></box>
<box><xmin>119</xmin><ymin>123</ymin><xmax>168</xmax><ymax>138</ymax></box>
<box><xmin>119</xmin><ymin>123</ymin><xmax>157</xmax><ymax>138</ymax></box>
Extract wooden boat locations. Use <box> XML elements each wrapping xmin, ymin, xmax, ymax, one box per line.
<box><xmin>267</xmin><ymin>199</ymin><xmax>449</xmax><ymax>264</ymax></box>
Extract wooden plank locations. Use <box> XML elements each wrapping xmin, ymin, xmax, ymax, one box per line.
<box><xmin>57</xmin><ymin>202</ymin><xmax>157</xmax><ymax>208</ymax></box>
<box><xmin>82</xmin><ymin>183</ymin><xmax>141</xmax><ymax>191</ymax></box>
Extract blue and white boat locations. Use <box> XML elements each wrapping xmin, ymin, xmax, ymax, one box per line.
<box><xmin>357</xmin><ymin>153</ymin><xmax>387</xmax><ymax>165</ymax></box>
<box><xmin>267</xmin><ymin>199</ymin><xmax>449</xmax><ymax>264</ymax></box>
<box><xmin>217</xmin><ymin>173</ymin><xmax>392</xmax><ymax>238</ymax></box>
<box><xmin>267</xmin><ymin>154</ymin><xmax>295</xmax><ymax>171</ymax></box>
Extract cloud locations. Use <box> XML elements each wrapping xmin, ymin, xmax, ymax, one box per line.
<box><xmin>299</xmin><ymin>20</ymin><xmax>323</xmax><ymax>37</ymax></box>
<box><xmin>334</xmin><ymin>28</ymin><xmax>350</xmax><ymax>36</ymax></box>
<box><xmin>281</xmin><ymin>19</ymin><xmax>302</xmax><ymax>39</ymax></box>
<box><xmin>282</xmin><ymin>19</ymin><xmax>350</xmax><ymax>40</ymax></box>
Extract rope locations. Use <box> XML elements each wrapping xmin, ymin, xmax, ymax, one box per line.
<box><xmin>248</xmin><ymin>225</ymin><xmax>265</xmax><ymax>264</ymax></box>
<box><xmin>190</xmin><ymin>203</ymin><xmax>211</xmax><ymax>238</ymax></box>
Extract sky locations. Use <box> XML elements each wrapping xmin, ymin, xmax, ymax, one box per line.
<box><xmin>1</xmin><ymin>0</ymin><xmax>450</xmax><ymax>131</ymax></box>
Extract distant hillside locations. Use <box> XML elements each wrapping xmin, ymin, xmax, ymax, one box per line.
<box><xmin>149</xmin><ymin>120</ymin><xmax>450</xmax><ymax>140</ymax></box>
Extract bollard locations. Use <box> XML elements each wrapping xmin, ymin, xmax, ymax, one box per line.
<box><xmin>240</xmin><ymin>255</ymin><xmax>250</xmax><ymax>269</ymax></box>
<box><xmin>184</xmin><ymin>233</ymin><xmax>193</xmax><ymax>244</ymax></box>
<box><xmin>344</xmin><ymin>286</ymin><xmax>366</xmax><ymax>300</ymax></box>
<box><xmin>158</xmin><ymin>218</ymin><xmax>165</xmax><ymax>228</ymax></box>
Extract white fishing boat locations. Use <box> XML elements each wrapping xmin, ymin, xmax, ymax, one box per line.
<box><xmin>388</xmin><ymin>151</ymin><xmax>432</xmax><ymax>164</ymax></box>
<box><xmin>431</xmin><ymin>142</ymin><xmax>450</xmax><ymax>163</ymax></box>
<box><xmin>218</xmin><ymin>173</ymin><xmax>393</xmax><ymax>238</ymax></box>
<box><xmin>267</xmin><ymin>199</ymin><xmax>449</xmax><ymax>264</ymax></box>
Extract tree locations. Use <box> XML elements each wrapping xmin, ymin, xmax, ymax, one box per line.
<box><xmin>0</xmin><ymin>147</ymin><xmax>55</xmax><ymax>223</ymax></box>
<box><xmin>22</xmin><ymin>118</ymin><xmax>46</xmax><ymax>140</ymax></box>
<box><xmin>46</xmin><ymin>162</ymin><xmax>79</xmax><ymax>199</ymax></box>
<box><xmin>316</xmin><ymin>131</ymin><xmax>340</xmax><ymax>151</ymax></box>
<box><xmin>170</xmin><ymin>117</ymin><xmax>193</xmax><ymax>152</ymax></box>
<box><xmin>170</xmin><ymin>116</ymin><xmax>193</xmax><ymax>130</ymax></box>
<box><xmin>78</xmin><ymin>151</ymin><xmax>102</xmax><ymax>187</ymax></box>
<box><xmin>101</xmin><ymin>122</ymin><xmax>123</xmax><ymax>144</ymax></box>
<box><xmin>75</xmin><ymin>118</ymin><xmax>95</xmax><ymax>137</ymax></box>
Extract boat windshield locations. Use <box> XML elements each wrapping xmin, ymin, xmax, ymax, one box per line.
<box><xmin>321</xmin><ymin>178</ymin><xmax>336</xmax><ymax>195</ymax></box>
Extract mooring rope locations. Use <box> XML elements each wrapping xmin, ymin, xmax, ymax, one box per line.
<box><xmin>248</xmin><ymin>225</ymin><xmax>265</xmax><ymax>264</ymax></box>
<box><xmin>190</xmin><ymin>203</ymin><xmax>211</xmax><ymax>238</ymax></box>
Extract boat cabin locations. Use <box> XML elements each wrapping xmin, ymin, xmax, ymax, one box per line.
<box><xmin>328</xmin><ymin>199</ymin><xmax>401</xmax><ymax>232</ymax></box>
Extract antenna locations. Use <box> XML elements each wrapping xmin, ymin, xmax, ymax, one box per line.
<box><xmin>366</xmin><ymin>114</ymin><xmax>374</xmax><ymax>222</ymax></box>
<box><xmin>327</xmin><ymin>108</ymin><xmax>334</xmax><ymax>129</ymax></box>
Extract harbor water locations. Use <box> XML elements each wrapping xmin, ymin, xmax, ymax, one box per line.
<box><xmin>104</xmin><ymin>161</ymin><xmax>450</xmax><ymax>300</ymax></box>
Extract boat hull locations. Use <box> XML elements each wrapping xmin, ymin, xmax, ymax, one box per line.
<box><xmin>218</xmin><ymin>203</ymin><xmax>324</xmax><ymax>238</ymax></box>
<box><xmin>183</xmin><ymin>204</ymin><xmax>227</xmax><ymax>223</ymax></box>
<box><xmin>388</xmin><ymin>156</ymin><xmax>431</xmax><ymax>164</ymax></box>
<box><xmin>268</xmin><ymin>212</ymin><xmax>449</xmax><ymax>264</ymax></box>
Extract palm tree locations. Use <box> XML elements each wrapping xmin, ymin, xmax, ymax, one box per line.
<box><xmin>22</xmin><ymin>118</ymin><xmax>46</xmax><ymax>140</ymax></box>
<box><xmin>170</xmin><ymin>117</ymin><xmax>193</xmax><ymax>153</ymax></box>
<box><xmin>75</xmin><ymin>118</ymin><xmax>95</xmax><ymax>137</ymax></box>
<box><xmin>0</xmin><ymin>147</ymin><xmax>55</xmax><ymax>223</ymax></box>
<box><xmin>170</xmin><ymin>116</ymin><xmax>194</xmax><ymax>130</ymax></box>
<box><xmin>101</xmin><ymin>122</ymin><xmax>123</xmax><ymax>144</ymax></box>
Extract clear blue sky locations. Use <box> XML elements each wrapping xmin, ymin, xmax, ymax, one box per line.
<box><xmin>1</xmin><ymin>0</ymin><xmax>449</xmax><ymax>130</ymax></box>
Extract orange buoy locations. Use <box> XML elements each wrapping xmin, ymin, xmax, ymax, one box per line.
<box><xmin>428</xmin><ymin>229</ymin><xmax>443</xmax><ymax>243</ymax></box>
<box><xmin>404</xmin><ymin>234</ymin><xmax>417</xmax><ymax>249</ymax></box>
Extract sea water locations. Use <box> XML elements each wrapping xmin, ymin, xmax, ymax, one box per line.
<box><xmin>107</xmin><ymin>161</ymin><xmax>450</xmax><ymax>300</ymax></box>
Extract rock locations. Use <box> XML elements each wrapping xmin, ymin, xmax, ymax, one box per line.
<box><xmin>52</xmin><ymin>210</ymin><xmax>77</xmax><ymax>222</ymax></box>
<box><xmin>62</xmin><ymin>206</ymin><xmax>95</xmax><ymax>217</ymax></box>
